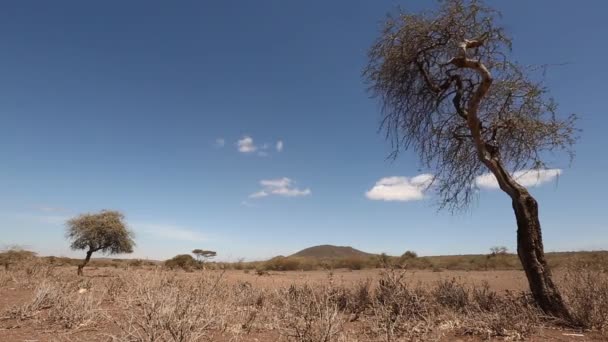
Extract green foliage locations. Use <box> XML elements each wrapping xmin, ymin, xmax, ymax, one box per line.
<box><xmin>66</xmin><ymin>210</ymin><xmax>135</xmax><ymax>255</ymax></box>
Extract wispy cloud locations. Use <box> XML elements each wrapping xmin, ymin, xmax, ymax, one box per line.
<box><xmin>249</xmin><ymin>177</ymin><xmax>311</xmax><ymax>199</ymax></box>
<box><xmin>276</xmin><ymin>140</ymin><xmax>284</xmax><ymax>152</ymax></box>
<box><xmin>132</xmin><ymin>223</ymin><xmax>207</xmax><ymax>242</ymax></box>
<box><xmin>236</xmin><ymin>135</ymin><xmax>257</xmax><ymax>153</ymax></box>
<box><xmin>37</xmin><ymin>206</ymin><xmax>67</xmax><ymax>213</ymax></box>
<box><xmin>366</xmin><ymin>174</ymin><xmax>434</xmax><ymax>202</ymax></box>
<box><xmin>215</xmin><ymin>138</ymin><xmax>225</xmax><ymax>147</ymax></box>
<box><xmin>475</xmin><ymin>169</ymin><xmax>562</xmax><ymax>189</ymax></box>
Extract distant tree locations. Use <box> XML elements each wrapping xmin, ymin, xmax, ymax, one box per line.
<box><xmin>401</xmin><ymin>250</ymin><xmax>418</xmax><ymax>259</ymax></box>
<box><xmin>66</xmin><ymin>210</ymin><xmax>135</xmax><ymax>276</ymax></box>
<box><xmin>364</xmin><ymin>0</ymin><xmax>577</xmax><ymax>320</ymax></box>
<box><xmin>192</xmin><ymin>249</ymin><xmax>217</xmax><ymax>264</ymax></box>
<box><xmin>489</xmin><ymin>246</ymin><xmax>508</xmax><ymax>256</ymax></box>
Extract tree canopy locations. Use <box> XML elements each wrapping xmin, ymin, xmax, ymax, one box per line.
<box><xmin>364</xmin><ymin>0</ymin><xmax>577</xmax><ymax>211</ymax></box>
<box><xmin>66</xmin><ymin>210</ymin><xmax>135</xmax><ymax>255</ymax></box>
<box><xmin>192</xmin><ymin>249</ymin><xmax>217</xmax><ymax>261</ymax></box>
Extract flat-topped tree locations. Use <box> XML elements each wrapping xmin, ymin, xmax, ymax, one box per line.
<box><xmin>66</xmin><ymin>210</ymin><xmax>135</xmax><ymax>276</ymax></box>
<box><xmin>192</xmin><ymin>249</ymin><xmax>217</xmax><ymax>263</ymax></box>
<box><xmin>364</xmin><ymin>0</ymin><xmax>577</xmax><ymax>320</ymax></box>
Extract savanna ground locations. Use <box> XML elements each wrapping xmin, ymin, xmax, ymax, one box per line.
<box><xmin>1</xmin><ymin>254</ymin><xmax>608</xmax><ymax>342</ymax></box>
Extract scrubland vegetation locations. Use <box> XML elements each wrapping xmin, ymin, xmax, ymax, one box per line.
<box><xmin>1</xmin><ymin>249</ymin><xmax>607</xmax><ymax>341</ymax></box>
<box><xmin>183</xmin><ymin>250</ymin><xmax>608</xmax><ymax>273</ymax></box>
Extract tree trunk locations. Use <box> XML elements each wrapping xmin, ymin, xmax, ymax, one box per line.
<box><xmin>511</xmin><ymin>192</ymin><xmax>573</xmax><ymax>322</ymax></box>
<box><xmin>77</xmin><ymin>250</ymin><xmax>93</xmax><ymax>276</ymax></box>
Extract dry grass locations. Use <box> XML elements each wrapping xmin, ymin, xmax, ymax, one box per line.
<box><xmin>1</xmin><ymin>257</ymin><xmax>607</xmax><ymax>341</ymax></box>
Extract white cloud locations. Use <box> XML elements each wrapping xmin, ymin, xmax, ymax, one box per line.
<box><xmin>237</xmin><ymin>135</ymin><xmax>257</xmax><ymax>153</ymax></box>
<box><xmin>249</xmin><ymin>177</ymin><xmax>311</xmax><ymax>199</ymax></box>
<box><xmin>475</xmin><ymin>169</ymin><xmax>562</xmax><ymax>189</ymax></box>
<box><xmin>260</xmin><ymin>178</ymin><xmax>292</xmax><ymax>188</ymax></box>
<box><xmin>276</xmin><ymin>140</ymin><xmax>284</xmax><ymax>152</ymax></box>
<box><xmin>249</xmin><ymin>191</ymin><xmax>269</xmax><ymax>198</ymax></box>
<box><xmin>366</xmin><ymin>174</ymin><xmax>434</xmax><ymax>202</ymax></box>
<box><xmin>132</xmin><ymin>223</ymin><xmax>207</xmax><ymax>242</ymax></box>
<box><xmin>215</xmin><ymin>138</ymin><xmax>225</xmax><ymax>147</ymax></box>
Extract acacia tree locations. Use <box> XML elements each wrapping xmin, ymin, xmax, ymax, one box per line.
<box><xmin>66</xmin><ymin>210</ymin><xmax>135</xmax><ymax>276</ymax></box>
<box><xmin>364</xmin><ymin>0</ymin><xmax>577</xmax><ymax>320</ymax></box>
<box><xmin>192</xmin><ymin>249</ymin><xmax>217</xmax><ymax>264</ymax></box>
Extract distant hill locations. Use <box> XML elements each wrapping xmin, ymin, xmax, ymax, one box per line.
<box><xmin>291</xmin><ymin>245</ymin><xmax>374</xmax><ymax>259</ymax></box>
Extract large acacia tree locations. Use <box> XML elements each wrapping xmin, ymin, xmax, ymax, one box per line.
<box><xmin>364</xmin><ymin>0</ymin><xmax>577</xmax><ymax>320</ymax></box>
<box><xmin>66</xmin><ymin>210</ymin><xmax>135</xmax><ymax>276</ymax></box>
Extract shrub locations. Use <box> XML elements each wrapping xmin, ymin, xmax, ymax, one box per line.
<box><xmin>278</xmin><ymin>284</ymin><xmax>347</xmax><ymax>341</ymax></box>
<box><xmin>165</xmin><ymin>254</ymin><xmax>197</xmax><ymax>271</ymax></box>
<box><xmin>0</xmin><ymin>248</ymin><xmax>37</xmax><ymax>270</ymax></box>
<box><xmin>561</xmin><ymin>264</ymin><xmax>608</xmax><ymax>333</ymax></box>
<box><xmin>110</xmin><ymin>271</ymin><xmax>228</xmax><ymax>341</ymax></box>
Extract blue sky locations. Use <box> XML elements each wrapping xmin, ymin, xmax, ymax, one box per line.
<box><xmin>1</xmin><ymin>1</ymin><xmax>606</xmax><ymax>261</ymax></box>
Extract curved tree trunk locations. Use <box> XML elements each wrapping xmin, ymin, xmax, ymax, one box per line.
<box><xmin>449</xmin><ymin>39</ymin><xmax>574</xmax><ymax>322</ymax></box>
<box><xmin>512</xmin><ymin>192</ymin><xmax>573</xmax><ymax>321</ymax></box>
<box><xmin>77</xmin><ymin>249</ymin><xmax>93</xmax><ymax>276</ymax></box>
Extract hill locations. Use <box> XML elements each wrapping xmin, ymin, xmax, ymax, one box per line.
<box><xmin>290</xmin><ymin>245</ymin><xmax>374</xmax><ymax>259</ymax></box>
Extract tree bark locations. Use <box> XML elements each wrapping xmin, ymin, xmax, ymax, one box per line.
<box><xmin>512</xmin><ymin>191</ymin><xmax>573</xmax><ymax>321</ymax></box>
<box><xmin>77</xmin><ymin>249</ymin><xmax>93</xmax><ymax>276</ymax></box>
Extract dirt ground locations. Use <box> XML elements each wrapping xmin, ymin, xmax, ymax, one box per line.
<box><xmin>0</xmin><ymin>267</ymin><xmax>604</xmax><ymax>342</ymax></box>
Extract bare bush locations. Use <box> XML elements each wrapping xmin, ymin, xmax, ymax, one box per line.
<box><xmin>277</xmin><ymin>284</ymin><xmax>347</xmax><ymax>342</ymax></box>
<box><xmin>562</xmin><ymin>266</ymin><xmax>608</xmax><ymax>334</ymax></box>
<box><xmin>370</xmin><ymin>270</ymin><xmax>436</xmax><ymax>341</ymax></box>
<box><xmin>110</xmin><ymin>271</ymin><xmax>229</xmax><ymax>342</ymax></box>
<box><xmin>5</xmin><ymin>280</ymin><xmax>60</xmax><ymax>320</ymax></box>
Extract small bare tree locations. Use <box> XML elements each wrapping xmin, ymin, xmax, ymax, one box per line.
<box><xmin>364</xmin><ymin>0</ymin><xmax>577</xmax><ymax>320</ymax></box>
<box><xmin>66</xmin><ymin>210</ymin><xmax>135</xmax><ymax>276</ymax></box>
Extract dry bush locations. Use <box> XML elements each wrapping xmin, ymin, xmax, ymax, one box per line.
<box><xmin>369</xmin><ymin>270</ymin><xmax>437</xmax><ymax>341</ymax></box>
<box><xmin>0</xmin><ymin>269</ymin><xmax>13</xmax><ymax>287</ymax></box>
<box><xmin>4</xmin><ymin>279</ymin><xmax>61</xmax><ymax>320</ymax></box>
<box><xmin>228</xmin><ymin>281</ymin><xmax>273</xmax><ymax>336</ymax></box>
<box><xmin>561</xmin><ymin>265</ymin><xmax>608</xmax><ymax>334</ymax></box>
<box><xmin>457</xmin><ymin>290</ymin><xmax>540</xmax><ymax>340</ymax></box>
<box><xmin>364</xmin><ymin>270</ymin><xmax>540</xmax><ymax>341</ymax></box>
<box><xmin>110</xmin><ymin>270</ymin><xmax>230</xmax><ymax>342</ymax></box>
<box><xmin>277</xmin><ymin>284</ymin><xmax>347</xmax><ymax>342</ymax></box>
<box><xmin>4</xmin><ymin>276</ymin><xmax>102</xmax><ymax>330</ymax></box>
